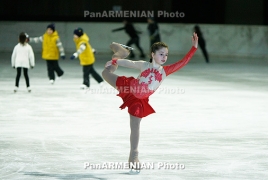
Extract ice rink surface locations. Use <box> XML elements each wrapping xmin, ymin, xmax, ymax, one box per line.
<box><xmin>0</xmin><ymin>51</ymin><xmax>268</xmax><ymax>180</ymax></box>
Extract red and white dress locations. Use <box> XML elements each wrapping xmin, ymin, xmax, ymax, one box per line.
<box><xmin>115</xmin><ymin>46</ymin><xmax>197</xmax><ymax>118</ymax></box>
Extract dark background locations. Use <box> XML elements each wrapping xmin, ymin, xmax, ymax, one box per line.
<box><xmin>1</xmin><ymin>0</ymin><xmax>267</xmax><ymax>25</ymax></box>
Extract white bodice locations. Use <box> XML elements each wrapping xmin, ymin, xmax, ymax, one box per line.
<box><xmin>129</xmin><ymin>62</ymin><xmax>167</xmax><ymax>99</ymax></box>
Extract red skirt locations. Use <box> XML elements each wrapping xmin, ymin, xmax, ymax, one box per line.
<box><xmin>116</xmin><ymin>76</ymin><xmax>155</xmax><ymax>118</ymax></box>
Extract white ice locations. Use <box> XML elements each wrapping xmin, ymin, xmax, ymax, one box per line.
<box><xmin>0</xmin><ymin>52</ymin><xmax>268</xmax><ymax>180</ymax></box>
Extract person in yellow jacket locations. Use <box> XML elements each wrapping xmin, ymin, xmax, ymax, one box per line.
<box><xmin>30</xmin><ymin>24</ymin><xmax>65</xmax><ymax>84</ymax></box>
<box><xmin>70</xmin><ymin>28</ymin><xmax>103</xmax><ymax>89</ymax></box>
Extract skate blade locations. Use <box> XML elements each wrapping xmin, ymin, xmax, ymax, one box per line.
<box><xmin>112</xmin><ymin>42</ymin><xmax>134</xmax><ymax>51</ymax></box>
<box><xmin>129</xmin><ymin>169</ymin><xmax>140</xmax><ymax>175</ymax></box>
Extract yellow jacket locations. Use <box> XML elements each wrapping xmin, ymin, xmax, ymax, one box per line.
<box><xmin>42</xmin><ymin>31</ymin><xmax>60</xmax><ymax>60</ymax></box>
<box><xmin>74</xmin><ymin>33</ymin><xmax>95</xmax><ymax>65</ymax></box>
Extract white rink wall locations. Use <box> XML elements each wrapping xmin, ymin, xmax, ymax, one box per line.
<box><xmin>0</xmin><ymin>21</ymin><xmax>268</xmax><ymax>58</ymax></box>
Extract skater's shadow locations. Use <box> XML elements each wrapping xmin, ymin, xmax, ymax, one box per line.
<box><xmin>23</xmin><ymin>171</ymin><xmax>107</xmax><ymax>180</ymax></box>
<box><xmin>23</xmin><ymin>171</ymin><xmax>136</xmax><ymax>179</ymax></box>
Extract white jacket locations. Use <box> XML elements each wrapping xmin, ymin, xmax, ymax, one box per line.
<box><xmin>11</xmin><ymin>43</ymin><xmax>35</xmax><ymax>68</ymax></box>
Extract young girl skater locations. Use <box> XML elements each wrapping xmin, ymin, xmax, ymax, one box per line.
<box><xmin>102</xmin><ymin>33</ymin><xmax>198</xmax><ymax>172</ymax></box>
<box><xmin>70</xmin><ymin>27</ymin><xmax>104</xmax><ymax>89</ymax></box>
<box><xmin>11</xmin><ymin>32</ymin><xmax>35</xmax><ymax>93</ymax></box>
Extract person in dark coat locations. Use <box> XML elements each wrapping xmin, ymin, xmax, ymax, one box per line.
<box><xmin>112</xmin><ymin>19</ymin><xmax>145</xmax><ymax>58</ymax></box>
<box><xmin>147</xmin><ymin>17</ymin><xmax>161</xmax><ymax>47</ymax></box>
<box><xmin>194</xmin><ymin>25</ymin><xmax>209</xmax><ymax>63</ymax></box>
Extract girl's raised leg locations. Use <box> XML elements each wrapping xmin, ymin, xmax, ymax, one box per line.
<box><xmin>102</xmin><ymin>42</ymin><xmax>130</xmax><ymax>89</ymax></box>
<box><xmin>102</xmin><ymin>65</ymin><xmax>118</xmax><ymax>89</ymax></box>
<box><xmin>110</xmin><ymin>42</ymin><xmax>130</xmax><ymax>59</ymax></box>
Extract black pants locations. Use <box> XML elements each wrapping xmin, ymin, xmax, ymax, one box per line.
<box><xmin>127</xmin><ymin>37</ymin><xmax>145</xmax><ymax>57</ymax></box>
<box><xmin>150</xmin><ymin>35</ymin><xmax>161</xmax><ymax>47</ymax></box>
<box><xmin>83</xmin><ymin>64</ymin><xmax>104</xmax><ymax>87</ymax></box>
<box><xmin>199</xmin><ymin>38</ymin><xmax>209</xmax><ymax>63</ymax></box>
<box><xmin>15</xmin><ymin>67</ymin><xmax>30</xmax><ymax>87</ymax></box>
<box><xmin>46</xmin><ymin>60</ymin><xmax>64</xmax><ymax>80</ymax></box>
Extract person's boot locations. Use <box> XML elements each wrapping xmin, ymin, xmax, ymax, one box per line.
<box><xmin>110</xmin><ymin>42</ymin><xmax>131</xmax><ymax>59</ymax></box>
<box><xmin>128</xmin><ymin>150</ymin><xmax>141</xmax><ymax>170</ymax></box>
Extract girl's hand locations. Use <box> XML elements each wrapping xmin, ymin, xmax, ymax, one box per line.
<box><xmin>192</xmin><ymin>32</ymin><xmax>198</xmax><ymax>48</ymax></box>
<box><xmin>105</xmin><ymin>60</ymin><xmax>112</xmax><ymax>68</ymax></box>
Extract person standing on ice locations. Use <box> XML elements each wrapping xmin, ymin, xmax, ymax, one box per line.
<box><xmin>70</xmin><ymin>27</ymin><xmax>104</xmax><ymax>90</ymax></box>
<box><xmin>29</xmin><ymin>23</ymin><xmax>65</xmax><ymax>84</ymax></box>
<box><xmin>112</xmin><ymin>19</ymin><xmax>146</xmax><ymax>59</ymax></box>
<box><xmin>194</xmin><ymin>25</ymin><xmax>209</xmax><ymax>63</ymax></box>
<box><xmin>11</xmin><ymin>32</ymin><xmax>35</xmax><ymax>93</ymax></box>
<box><xmin>102</xmin><ymin>33</ymin><xmax>198</xmax><ymax>172</ymax></box>
<box><xmin>147</xmin><ymin>17</ymin><xmax>161</xmax><ymax>47</ymax></box>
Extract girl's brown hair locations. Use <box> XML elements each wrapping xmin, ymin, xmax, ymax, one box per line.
<box><xmin>150</xmin><ymin>42</ymin><xmax>168</xmax><ymax>63</ymax></box>
<box><xmin>19</xmin><ymin>32</ymin><xmax>27</xmax><ymax>45</ymax></box>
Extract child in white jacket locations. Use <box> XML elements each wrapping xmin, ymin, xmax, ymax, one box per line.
<box><xmin>11</xmin><ymin>32</ymin><xmax>35</xmax><ymax>92</ymax></box>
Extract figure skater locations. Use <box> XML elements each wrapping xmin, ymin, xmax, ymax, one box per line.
<box><xmin>194</xmin><ymin>25</ymin><xmax>209</xmax><ymax>63</ymax></box>
<box><xmin>102</xmin><ymin>33</ymin><xmax>198</xmax><ymax>172</ymax></box>
<box><xmin>70</xmin><ymin>27</ymin><xmax>104</xmax><ymax>89</ymax></box>
<box><xmin>29</xmin><ymin>23</ymin><xmax>65</xmax><ymax>84</ymax></box>
<box><xmin>112</xmin><ymin>19</ymin><xmax>146</xmax><ymax>58</ymax></box>
<box><xmin>11</xmin><ymin>32</ymin><xmax>35</xmax><ymax>93</ymax></box>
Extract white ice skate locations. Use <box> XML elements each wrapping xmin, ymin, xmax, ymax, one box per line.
<box><xmin>128</xmin><ymin>151</ymin><xmax>141</xmax><ymax>175</ymax></box>
<box><xmin>99</xmin><ymin>81</ymin><xmax>104</xmax><ymax>88</ymax></box>
<box><xmin>110</xmin><ymin>42</ymin><xmax>133</xmax><ymax>59</ymax></box>
<box><xmin>80</xmin><ymin>84</ymin><xmax>90</xmax><ymax>94</ymax></box>
<box><xmin>49</xmin><ymin>80</ymin><xmax>54</xmax><ymax>84</ymax></box>
<box><xmin>80</xmin><ymin>84</ymin><xmax>87</xmax><ymax>89</ymax></box>
<box><xmin>27</xmin><ymin>87</ymin><xmax>31</xmax><ymax>93</ymax></box>
<box><xmin>129</xmin><ymin>169</ymin><xmax>141</xmax><ymax>175</ymax></box>
<box><xmin>114</xmin><ymin>42</ymin><xmax>134</xmax><ymax>51</ymax></box>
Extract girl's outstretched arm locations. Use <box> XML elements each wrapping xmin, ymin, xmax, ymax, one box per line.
<box><xmin>29</xmin><ymin>36</ymin><xmax>43</xmax><ymax>43</ymax></box>
<box><xmin>163</xmin><ymin>33</ymin><xmax>198</xmax><ymax>76</ymax></box>
<box><xmin>70</xmin><ymin>43</ymin><xmax>86</xmax><ymax>59</ymax></box>
<box><xmin>105</xmin><ymin>59</ymin><xmax>146</xmax><ymax>70</ymax></box>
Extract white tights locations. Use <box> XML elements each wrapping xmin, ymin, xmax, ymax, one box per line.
<box><xmin>102</xmin><ymin>63</ymin><xmax>142</xmax><ymax>168</ymax></box>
